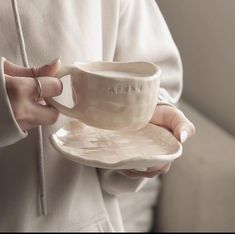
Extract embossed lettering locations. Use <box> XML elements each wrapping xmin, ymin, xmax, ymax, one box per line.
<box><xmin>108</xmin><ymin>87</ymin><xmax>115</xmax><ymax>93</ymax></box>
<box><xmin>108</xmin><ymin>84</ymin><xmax>143</xmax><ymax>94</ymax></box>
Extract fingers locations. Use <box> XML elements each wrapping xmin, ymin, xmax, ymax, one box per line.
<box><xmin>5</xmin><ymin>75</ymin><xmax>62</xmax><ymax>99</ymax></box>
<box><xmin>151</xmin><ymin>105</ymin><xmax>196</xmax><ymax>143</ymax></box>
<box><xmin>20</xmin><ymin>107</ymin><xmax>59</xmax><ymax>131</ymax></box>
<box><xmin>17</xmin><ymin>120</ymin><xmax>35</xmax><ymax>131</ymax></box>
<box><xmin>4</xmin><ymin>60</ymin><xmax>34</xmax><ymax>77</ymax></box>
<box><xmin>119</xmin><ymin>163</ymin><xmax>172</xmax><ymax>178</ymax></box>
<box><xmin>27</xmin><ymin>103</ymin><xmax>59</xmax><ymax>126</ymax></box>
<box><xmin>36</xmin><ymin>58</ymin><xmax>61</xmax><ymax>77</ymax></box>
<box><xmin>4</xmin><ymin>57</ymin><xmax>61</xmax><ymax>77</ymax></box>
<box><xmin>9</xmin><ymin>95</ymin><xmax>59</xmax><ymax>131</ymax></box>
<box><xmin>5</xmin><ymin>64</ymin><xmax>62</xmax><ymax>131</ymax></box>
<box><xmin>31</xmin><ymin>76</ymin><xmax>63</xmax><ymax>99</ymax></box>
<box><xmin>170</xmin><ymin>110</ymin><xmax>195</xmax><ymax>143</ymax></box>
<box><xmin>4</xmin><ymin>58</ymin><xmax>62</xmax><ymax>100</ymax></box>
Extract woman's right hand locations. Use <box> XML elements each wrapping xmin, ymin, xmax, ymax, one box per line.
<box><xmin>4</xmin><ymin>58</ymin><xmax>62</xmax><ymax>131</ymax></box>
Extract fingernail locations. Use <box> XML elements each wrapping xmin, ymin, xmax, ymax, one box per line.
<box><xmin>180</xmin><ymin>130</ymin><xmax>188</xmax><ymax>143</ymax></box>
<box><xmin>47</xmin><ymin>57</ymin><xmax>61</xmax><ymax>66</ymax></box>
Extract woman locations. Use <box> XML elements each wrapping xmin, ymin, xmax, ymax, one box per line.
<box><xmin>0</xmin><ymin>0</ymin><xmax>195</xmax><ymax>232</ymax></box>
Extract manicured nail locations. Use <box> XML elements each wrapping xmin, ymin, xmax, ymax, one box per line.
<box><xmin>47</xmin><ymin>57</ymin><xmax>61</xmax><ymax>66</ymax></box>
<box><xmin>180</xmin><ymin>130</ymin><xmax>188</xmax><ymax>143</ymax></box>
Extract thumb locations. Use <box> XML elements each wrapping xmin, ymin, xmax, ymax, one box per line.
<box><xmin>151</xmin><ymin>105</ymin><xmax>195</xmax><ymax>144</ymax></box>
<box><xmin>4</xmin><ymin>57</ymin><xmax>61</xmax><ymax>77</ymax></box>
<box><xmin>37</xmin><ymin>57</ymin><xmax>61</xmax><ymax>77</ymax></box>
<box><xmin>167</xmin><ymin>108</ymin><xmax>196</xmax><ymax>144</ymax></box>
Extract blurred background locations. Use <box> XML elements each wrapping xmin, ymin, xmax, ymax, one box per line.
<box><xmin>153</xmin><ymin>0</ymin><xmax>235</xmax><ymax>232</ymax></box>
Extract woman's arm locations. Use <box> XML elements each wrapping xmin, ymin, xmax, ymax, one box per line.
<box><xmin>98</xmin><ymin>0</ymin><xmax>195</xmax><ymax>194</ymax></box>
<box><xmin>0</xmin><ymin>58</ymin><xmax>62</xmax><ymax>147</ymax></box>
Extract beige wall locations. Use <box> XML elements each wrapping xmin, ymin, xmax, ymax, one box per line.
<box><xmin>157</xmin><ymin>0</ymin><xmax>235</xmax><ymax>136</ymax></box>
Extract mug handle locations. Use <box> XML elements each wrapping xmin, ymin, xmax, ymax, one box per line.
<box><xmin>45</xmin><ymin>65</ymin><xmax>77</xmax><ymax>118</ymax></box>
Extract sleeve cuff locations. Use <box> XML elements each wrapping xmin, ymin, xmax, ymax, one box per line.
<box><xmin>0</xmin><ymin>57</ymin><xmax>27</xmax><ymax>147</ymax></box>
<box><xmin>157</xmin><ymin>88</ymin><xmax>179</xmax><ymax>109</ymax></box>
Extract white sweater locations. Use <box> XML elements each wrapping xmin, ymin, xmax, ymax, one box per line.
<box><xmin>0</xmin><ymin>0</ymin><xmax>182</xmax><ymax>231</ymax></box>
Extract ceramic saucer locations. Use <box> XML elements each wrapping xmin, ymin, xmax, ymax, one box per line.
<box><xmin>50</xmin><ymin>120</ymin><xmax>182</xmax><ymax>170</ymax></box>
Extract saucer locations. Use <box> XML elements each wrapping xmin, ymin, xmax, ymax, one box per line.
<box><xmin>50</xmin><ymin>120</ymin><xmax>182</xmax><ymax>170</ymax></box>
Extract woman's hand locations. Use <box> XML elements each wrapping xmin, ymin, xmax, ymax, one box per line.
<box><xmin>120</xmin><ymin>104</ymin><xmax>195</xmax><ymax>178</ymax></box>
<box><xmin>4</xmin><ymin>58</ymin><xmax>62</xmax><ymax>131</ymax></box>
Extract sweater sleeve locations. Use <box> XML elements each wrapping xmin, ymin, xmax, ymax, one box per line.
<box><xmin>98</xmin><ymin>0</ymin><xmax>183</xmax><ymax>195</ymax></box>
<box><xmin>0</xmin><ymin>57</ymin><xmax>27</xmax><ymax>147</ymax></box>
<box><xmin>115</xmin><ymin>0</ymin><xmax>183</xmax><ymax>105</ymax></box>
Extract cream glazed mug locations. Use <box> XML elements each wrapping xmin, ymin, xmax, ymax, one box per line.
<box><xmin>45</xmin><ymin>61</ymin><xmax>161</xmax><ymax>131</ymax></box>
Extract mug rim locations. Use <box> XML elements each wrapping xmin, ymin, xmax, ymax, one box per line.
<box><xmin>73</xmin><ymin>61</ymin><xmax>161</xmax><ymax>80</ymax></box>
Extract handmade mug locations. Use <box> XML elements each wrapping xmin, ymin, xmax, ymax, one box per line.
<box><xmin>45</xmin><ymin>61</ymin><xmax>161</xmax><ymax>131</ymax></box>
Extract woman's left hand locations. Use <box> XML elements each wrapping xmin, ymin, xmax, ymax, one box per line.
<box><xmin>120</xmin><ymin>104</ymin><xmax>196</xmax><ymax>178</ymax></box>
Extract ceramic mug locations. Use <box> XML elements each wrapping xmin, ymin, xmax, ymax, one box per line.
<box><xmin>45</xmin><ymin>61</ymin><xmax>161</xmax><ymax>131</ymax></box>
